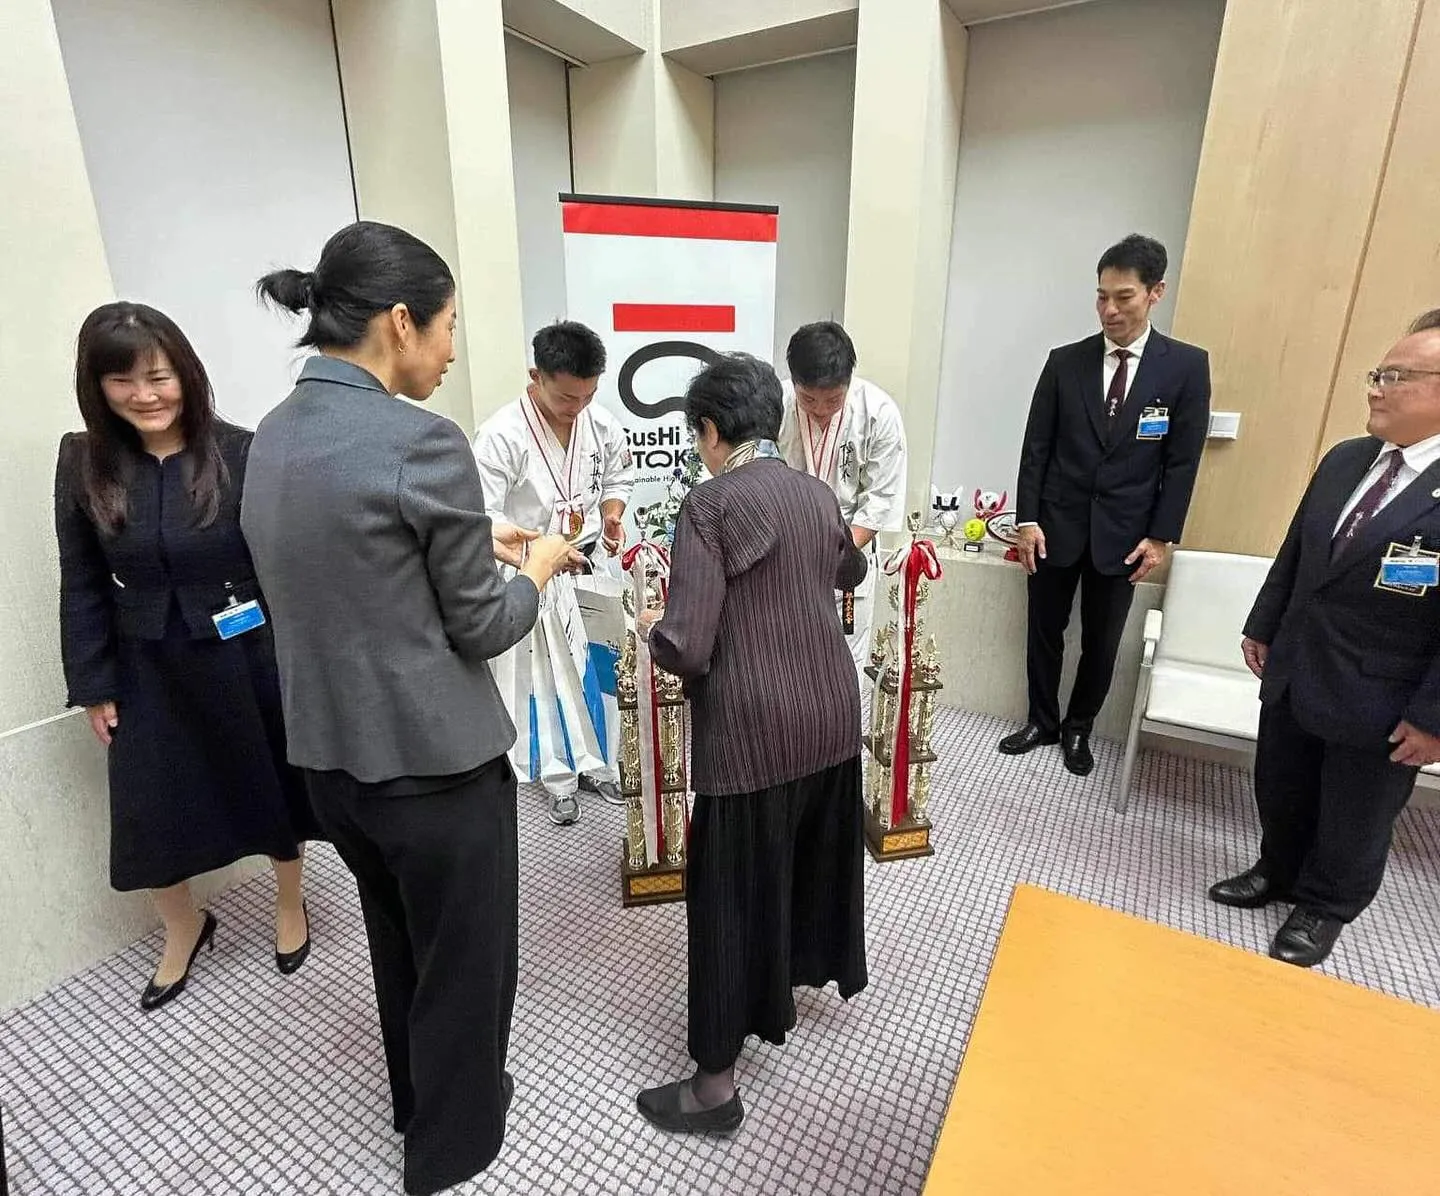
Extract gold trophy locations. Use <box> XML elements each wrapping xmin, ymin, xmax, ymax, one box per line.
<box><xmin>617</xmin><ymin>573</ymin><xmax>692</xmax><ymax>907</ymax></box>
<box><xmin>861</xmin><ymin>512</ymin><xmax>943</xmax><ymax>861</ymax></box>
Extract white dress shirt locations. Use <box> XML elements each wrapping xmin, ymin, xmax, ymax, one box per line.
<box><xmin>1103</xmin><ymin>322</ymin><xmax>1153</xmax><ymax>409</ymax></box>
<box><xmin>1333</xmin><ymin>431</ymin><xmax>1440</xmax><ymax>535</ymax></box>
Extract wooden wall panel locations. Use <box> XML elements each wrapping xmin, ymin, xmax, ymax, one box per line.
<box><xmin>1172</xmin><ymin>0</ymin><xmax>1423</xmax><ymax>557</ymax></box>
<box><xmin>1320</xmin><ymin>0</ymin><xmax>1440</xmax><ymax>451</ymax></box>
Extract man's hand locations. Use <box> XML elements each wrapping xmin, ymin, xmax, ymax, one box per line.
<box><xmin>602</xmin><ymin>511</ymin><xmax>626</xmax><ymax>556</ymax></box>
<box><xmin>86</xmin><ymin>701</ymin><xmax>118</xmax><ymax>747</ymax></box>
<box><xmin>1016</xmin><ymin>525</ymin><xmax>1046</xmax><ymax>575</ymax></box>
<box><xmin>492</xmin><ymin>523</ymin><xmax>538</xmax><ymax>569</ymax></box>
<box><xmin>1389</xmin><ymin>720</ymin><xmax>1440</xmax><ymax>767</ymax></box>
<box><xmin>852</xmin><ymin>526</ymin><xmax>877</xmax><ymax>551</ymax></box>
<box><xmin>1126</xmin><ymin>537</ymin><xmax>1168</xmax><ymax>583</ymax></box>
<box><xmin>636</xmin><ymin>607</ymin><xmax>663</xmax><ymax>640</ymax></box>
<box><xmin>1241</xmin><ymin>637</ymin><xmax>1268</xmax><ymax>679</ymax></box>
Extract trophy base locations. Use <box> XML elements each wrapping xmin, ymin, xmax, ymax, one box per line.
<box><xmin>620</xmin><ymin>841</ymin><xmax>688</xmax><ymax>907</ymax></box>
<box><xmin>863</xmin><ymin>810</ymin><xmax>935</xmax><ymax>862</ymax></box>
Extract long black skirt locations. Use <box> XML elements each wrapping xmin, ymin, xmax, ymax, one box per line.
<box><xmin>687</xmin><ymin>756</ymin><xmax>868</xmax><ymax>1073</ymax></box>
<box><xmin>107</xmin><ymin>609</ymin><xmax>319</xmax><ymax>891</ymax></box>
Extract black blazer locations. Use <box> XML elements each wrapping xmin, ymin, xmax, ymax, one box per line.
<box><xmin>1015</xmin><ymin>330</ymin><xmax>1210</xmax><ymax>573</ymax></box>
<box><xmin>55</xmin><ymin>422</ymin><xmax>263</xmax><ymax>708</ymax></box>
<box><xmin>1245</xmin><ymin>436</ymin><xmax>1440</xmax><ymax>749</ymax></box>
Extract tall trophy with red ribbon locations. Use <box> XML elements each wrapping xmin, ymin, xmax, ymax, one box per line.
<box><xmin>863</xmin><ymin>512</ymin><xmax>943</xmax><ymax>861</ymax></box>
<box><xmin>616</xmin><ymin>541</ymin><xmax>691</xmax><ymax>905</ymax></box>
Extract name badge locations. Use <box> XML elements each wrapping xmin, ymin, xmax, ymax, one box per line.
<box><xmin>1376</xmin><ymin>540</ymin><xmax>1440</xmax><ymax>595</ymax></box>
<box><xmin>1136</xmin><ymin>407</ymin><xmax>1170</xmax><ymax>440</ymax></box>
<box><xmin>212</xmin><ymin>599</ymin><xmax>266</xmax><ymax>640</ymax></box>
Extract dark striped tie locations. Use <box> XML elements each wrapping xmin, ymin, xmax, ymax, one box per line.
<box><xmin>1332</xmin><ymin>449</ymin><xmax>1405</xmax><ymax>560</ymax></box>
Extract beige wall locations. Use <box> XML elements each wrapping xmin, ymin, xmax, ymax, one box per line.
<box><xmin>569</xmin><ymin>0</ymin><xmax>714</xmax><ymax>200</ymax></box>
<box><xmin>844</xmin><ymin>0</ymin><xmax>966</xmax><ymax>524</ymax></box>
<box><xmin>1175</xmin><ymin>0</ymin><xmax>1437</xmax><ymax>556</ymax></box>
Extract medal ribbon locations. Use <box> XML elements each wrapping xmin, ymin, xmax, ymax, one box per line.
<box><xmin>801</xmin><ymin>410</ymin><xmax>843</xmax><ymax>484</ymax></box>
<box><xmin>522</xmin><ymin>394</ymin><xmax>587</xmax><ymax>533</ymax></box>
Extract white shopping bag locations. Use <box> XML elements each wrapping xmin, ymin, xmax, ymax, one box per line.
<box><xmin>574</xmin><ymin>568</ymin><xmax>627</xmax><ymax>782</ymax></box>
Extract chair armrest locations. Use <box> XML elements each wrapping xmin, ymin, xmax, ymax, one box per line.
<box><xmin>1141</xmin><ymin>608</ymin><xmax>1163</xmax><ymax>668</ymax></box>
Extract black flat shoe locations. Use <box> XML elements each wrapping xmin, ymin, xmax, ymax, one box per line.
<box><xmin>275</xmin><ymin>901</ymin><xmax>311</xmax><ymax>975</ymax></box>
<box><xmin>1061</xmin><ymin>729</ymin><xmax>1094</xmax><ymax>776</ymax></box>
<box><xmin>636</xmin><ymin>1081</ymin><xmax>744</xmax><ymax>1135</ymax></box>
<box><xmin>503</xmin><ymin>1071</ymin><xmax>515</xmax><ymax>1113</ymax></box>
<box><xmin>998</xmin><ymin>723</ymin><xmax>1059</xmax><ymax>756</ymax></box>
<box><xmin>1208</xmin><ymin>865</ymin><xmax>1287</xmax><ymax>909</ymax></box>
<box><xmin>140</xmin><ymin>910</ymin><xmax>217</xmax><ymax>1012</ymax></box>
<box><xmin>1270</xmin><ymin>906</ymin><xmax>1344</xmax><ymax>968</ymax></box>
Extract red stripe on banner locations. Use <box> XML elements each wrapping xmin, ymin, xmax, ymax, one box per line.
<box><xmin>563</xmin><ymin>202</ymin><xmax>778</xmax><ymax>242</ymax></box>
<box><xmin>613</xmin><ymin>303</ymin><xmax>736</xmax><ymax>333</ymax></box>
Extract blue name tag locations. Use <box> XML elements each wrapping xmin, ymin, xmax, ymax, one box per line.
<box><xmin>1137</xmin><ymin>408</ymin><xmax>1170</xmax><ymax>440</ymax></box>
<box><xmin>1381</xmin><ymin>558</ymin><xmax>1440</xmax><ymax>587</ymax></box>
<box><xmin>212</xmin><ymin>599</ymin><xmax>266</xmax><ymax>640</ymax></box>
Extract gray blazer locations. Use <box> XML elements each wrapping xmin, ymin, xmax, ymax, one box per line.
<box><xmin>241</xmin><ymin>356</ymin><xmax>538</xmax><ymax>783</ymax></box>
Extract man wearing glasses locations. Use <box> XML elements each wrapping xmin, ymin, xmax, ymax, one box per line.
<box><xmin>1211</xmin><ymin>309</ymin><xmax>1440</xmax><ymax>966</ymax></box>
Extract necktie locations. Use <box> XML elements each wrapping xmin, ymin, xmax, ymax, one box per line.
<box><xmin>1105</xmin><ymin>349</ymin><xmax>1133</xmax><ymax>420</ymax></box>
<box><xmin>1332</xmin><ymin>449</ymin><xmax>1406</xmax><ymax>560</ymax></box>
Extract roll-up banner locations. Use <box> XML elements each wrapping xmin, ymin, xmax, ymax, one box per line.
<box><xmin>560</xmin><ymin>194</ymin><xmax>779</xmax><ymax>540</ymax></box>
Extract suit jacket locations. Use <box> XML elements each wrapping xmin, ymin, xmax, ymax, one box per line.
<box><xmin>240</xmin><ymin>356</ymin><xmax>539</xmax><ymax>784</ymax></box>
<box><xmin>1016</xmin><ymin>330</ymin><xmax>1211</xmax><ymax>573</ymax></box>
<box><xmin>1245</xmin><ymin>436</ymin><xmax>1440</xmax><ymax>748</ymax></box>
<box><xmin>55</xmin><ymin>422</ymin><xmax>261</xmax><ymax>708</ymax></box>
<box><xmin>651</xmin><ymin>457</ymin><xmax>866</xmax><ymax>796</ymax></box>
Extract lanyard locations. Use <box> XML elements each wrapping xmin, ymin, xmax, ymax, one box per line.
<box><xmin>521</xmin><ymin>393</ymin><xmax>585</xmax><ymax>503</ymax></box>
<box><xmin>802</xmin><ymin>409</ymin><xmax>843</xmax><ymax>483</ymax></box>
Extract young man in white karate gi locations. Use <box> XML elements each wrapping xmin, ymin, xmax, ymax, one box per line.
<box><xmin>778</xmin><ymin>321</ymin><xmax>908</xmax><ymax>675</ymax></box>
<box><xmin>474</xmin><ymin>321</ymin><xmax>636</xmax><ymax>825</ymax></box>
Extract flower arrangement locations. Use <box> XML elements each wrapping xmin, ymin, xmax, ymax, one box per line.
<box><xmin>634</xmin><ymin>448</ymin><xmax>705</xmax><ymax>547</ymax></box>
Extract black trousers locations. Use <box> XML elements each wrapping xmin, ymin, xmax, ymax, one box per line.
<box><xmin>1025</xmin><ymin>552</ymin><xmax>1136</xmax><ymax>735</ymax></box>
<box><xmin>687</xmin><ymin>758</ymin><xmax>868</xmax><ymax>1074</ymax></box>
<box><xmin>304</xmin><ymin>759</ymin><xmax>519</xmax><ymax>1196</ymax></box>
<box><xmin>1253</xmin><ymin>697</ymin><xmax>1417</xmax><ymax>922</ymax></box>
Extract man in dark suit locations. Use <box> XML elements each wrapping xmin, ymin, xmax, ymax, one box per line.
<box><xmin>1210</xmin><ymin>310</ymin><xmax>1440</xmax><ymax>967</ymax></box>
<box><xmin>1000</xmin><ymin>234</ymin><xmax>1211</xmax><ymax>775</ymax></box>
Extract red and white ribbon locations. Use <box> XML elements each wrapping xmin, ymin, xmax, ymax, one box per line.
<box><xmin>623</xmin><ymin>541</ymin><xmax>673</xmax><ymax>865</ymax></box>
<box><xmin>522</xmin><ymin>394</ymin><xmax>589</xmax><ymax>535</ymax></box>
<box><xmin>801</xmin><ymin>410</ymin><xmax>843</xmax><ymax>485</ymax></box>
<box><xmin>881</xmin><ymin>537</ymin><xmax>942</xmax><ymax>827</ymax></box>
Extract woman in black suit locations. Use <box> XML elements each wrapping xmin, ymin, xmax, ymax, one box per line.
<box><xmin>55</xmin><ymin>302</ymin><xmax>320</xmax><ymax>1011</ymax></box>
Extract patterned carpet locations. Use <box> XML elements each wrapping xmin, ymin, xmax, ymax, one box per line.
<box><xmin>2</xmin><ymin>705</ymin><xmax>1437</xmax><ymax>1195</ymax></box>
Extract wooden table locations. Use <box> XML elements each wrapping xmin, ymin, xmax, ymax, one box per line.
<box><xmin>925</xmin><ymin>886</ymin><xmax>1440</xmax><ymax>1195</ymax></box>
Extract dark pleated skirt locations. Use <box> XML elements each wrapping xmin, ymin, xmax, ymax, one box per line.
<box><xmin>687</xmin><ymin>756</ymin><xmax>868</xmax><ymax>1073</ymax></box>
<box><xmin>107</xmin><ymin>607</ymin><xmax>320</xmax><ymax>891</ymax></box>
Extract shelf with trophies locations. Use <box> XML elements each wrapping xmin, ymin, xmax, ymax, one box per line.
<box><xmin>863</xmin><ymin>514</ymin><xmax>944</xmax><ymax>862</ymax></box>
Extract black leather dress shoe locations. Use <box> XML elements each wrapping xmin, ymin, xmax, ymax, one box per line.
<box><xmin>1270</xmin><ymin>907</ymin><xmax>1344</xmax><ymax>968</ymax></box>
<box><xmin>503</xmin><ymin>1071</ymin><xmax>515</xmax><ymax>1113</ymax></box>
<box><xmin>140</xmin><ymin>910</ymin><xmax>217</xmax><ymax>1012</ymax></box>
<box><xmin>1060</xmin><ymin>729</ymin><xmax>1094</xmax><ymax>776</ymax></box>
<box><xmin>275</xmin><ymin>901</ymin><xmax>311</xmax><ymax>975</ymax></box>
<box><xmin>636</xmin><ymin>1081</ymin><xmax>744</xmax><ymax>1135</ymax></box>
<box><xmin>998</xmin><ymin>723</ymin><xmax>1060</xmax><ymax>756</ymax></box>
<box><xmin>1208</xmin><ymin>865</ymin><xmax>1286</xmax><ymax>909</ymax></box>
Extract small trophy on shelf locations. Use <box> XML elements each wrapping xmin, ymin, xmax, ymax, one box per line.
<box><xmin>863</xmin><ymin>513</ymin><xmax>944</xmax><ymax>862</ymax></box>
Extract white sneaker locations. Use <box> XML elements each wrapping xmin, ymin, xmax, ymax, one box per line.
<box><xmin>549</xmin><ymin>793</ymin><xmax>581</xmax><ymax>826</ymax></box>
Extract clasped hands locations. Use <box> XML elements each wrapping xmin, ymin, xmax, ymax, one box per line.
<box><xmin>1015</xmin><ymin>525</ymin><xmax>1167</xmax><ymax>583</ymax></box>
<box><xmin>1241</xmin><ymin>636</ymin><xmax>1440</xmax><ymax>766</ymax></box>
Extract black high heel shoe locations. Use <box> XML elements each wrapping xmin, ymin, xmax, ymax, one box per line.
<box><xmin>140</xmin><ymin>910</ymin><xmax>217</xmax><ymax>1012</ymax></box>
<box><xmin>275</xmin><ymin>901</ymin><xmax>311</xmax><ymax>976</ymax></box>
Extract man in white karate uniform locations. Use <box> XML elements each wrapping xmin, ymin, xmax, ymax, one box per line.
<box><xmin>474</xmin><ymin>321</ymin><xmax>636</xmax><ymax>825</ymax></box>
<box><xmin>778</xmin><ymin>322</ymin><xmax>908</xmax><ymax>675</ymax></box>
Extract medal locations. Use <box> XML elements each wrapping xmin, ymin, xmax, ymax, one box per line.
<box><xmin>561</xmin><ymin>504</ymin><xmax>585</xmax><ymax>542</ymax></box>
<box><xmin>522</xmin><ymin>393</ymin><xmax>591</xmax><ymax>540</ymax></box>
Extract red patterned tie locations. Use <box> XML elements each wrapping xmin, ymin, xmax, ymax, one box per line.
<box><xmin>1105</xmin><ymin>349</ymin><xmax>1132</xmax><ymax>420</ymax></box>
<box><xmin>1332</xmin><ymin>449</ymin><xmax>1405</xmax><ymax>559</ymax></box>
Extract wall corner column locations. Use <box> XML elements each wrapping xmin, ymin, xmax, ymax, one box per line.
<box><xmin>844</xmin><ymin>1</ymin><xmax>966</xmax><ymax>518</ymax></box>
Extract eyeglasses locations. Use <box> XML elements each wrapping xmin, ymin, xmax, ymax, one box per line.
<box><xmin>1368</xmin><ymin>367</ymin><xmax>1440</xmax><ymax>389</ymax></box>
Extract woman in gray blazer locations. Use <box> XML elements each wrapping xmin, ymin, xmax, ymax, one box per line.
<box><xmin>241</xmin><ymin>222</ymin><xmax>577</xmax><ymax>1196</ymax></box>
